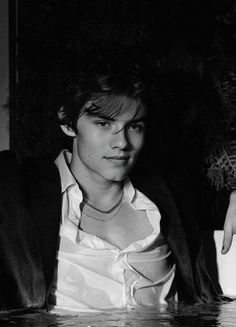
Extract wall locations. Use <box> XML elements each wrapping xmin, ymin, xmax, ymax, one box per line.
<box><xmin>0</xmin><ymin>0</ymin><xmax>9</xmax><ymax>150</ymax></box>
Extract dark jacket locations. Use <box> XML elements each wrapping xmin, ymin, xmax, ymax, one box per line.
<box><xmin>0</xmin><ymin>150</ymin><xmax>226</xmax><ymax>313</ymax></box>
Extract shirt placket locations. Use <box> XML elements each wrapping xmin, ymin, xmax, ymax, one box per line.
<box><xmin>64</xmin><ymin>187</ymin><xmax>82</xmax><ymax>242</ymax></box>
<box><xmin>116</xmin><ymin>252</ymin><xmax>140</xmax><ymax>308</ymax></box>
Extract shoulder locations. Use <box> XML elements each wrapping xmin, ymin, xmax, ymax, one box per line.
<box><xmin>0</xmin><ymin>150</ymin><xmax>20</xmax><ymax>175</ymax></box>
<box><xmin>0</xmin><ymin>150</ymin><xmax>60</xmax><ymax>201</ymax></box>
<box><xmin>0</xmin><ymin>151</ymin><xmax>24</xmax><ymax>195</ymax></box>
<box><xmin>133</xmin><ymin>173</ymin><xmax>172</xmax><ymax>202</ymax></box>
<box><xmin>0</xmin><ymin>150</ymin><xmax>59</xmax><ymax>180</ymax></box>
<box><xmin>22</xmin><ymin>154</ymin><xmax>60</xmax><ymax>183</ymax></box>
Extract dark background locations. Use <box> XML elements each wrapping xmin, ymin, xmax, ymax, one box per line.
<box><xmin>9</xmin><ymin>0</ymin><xmax>236</xmax><ymax>185</ymax></box>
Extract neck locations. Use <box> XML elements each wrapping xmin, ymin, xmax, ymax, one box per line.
<box><xmin>82</xmin><ymin>181</ymin><xmax>123</xmax><ymax>206</ymax></box>
<box><xmin>70</xmin><ymin>151</ymin><xmax>123</xmax><ymax>211</ymax></box>
<box><xmin>81</xmin><ymin>180</ymin><xmax>123</xmax><ymax>212</ymax></box>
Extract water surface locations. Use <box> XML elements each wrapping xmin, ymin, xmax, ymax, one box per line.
<box><xmin>1</xmin><ymin>301</ymin><xmax>236</xmax><ymax>326</ymax></box>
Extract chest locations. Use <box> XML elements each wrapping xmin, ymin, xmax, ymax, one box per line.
<box><xmin>79</xmin><ymin>202</ymin><xmax>154</xmax><ymax>250</ymax></box>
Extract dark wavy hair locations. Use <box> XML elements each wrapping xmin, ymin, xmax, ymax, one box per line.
<box><xmin>53</xmin><ymin>50</ymin><xmax>151</xmax><ymax>131</ymax></box>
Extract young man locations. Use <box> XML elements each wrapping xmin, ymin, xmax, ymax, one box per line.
<box><xmin>0</xmin><ymin>57</ymin><xmax>228</xmax><ymax>313</ymax></box>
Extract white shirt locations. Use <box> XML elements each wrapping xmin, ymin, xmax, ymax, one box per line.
<box><xmin>50</xmin><ymin>150</ymin><xmax>177</xmax><ymax>312</ymax></box>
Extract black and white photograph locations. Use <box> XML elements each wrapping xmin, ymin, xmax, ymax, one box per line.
<box><xmin>0</xmin><ymin>0</ymin><xmax>236</xmax><ymax>325</ymax></box>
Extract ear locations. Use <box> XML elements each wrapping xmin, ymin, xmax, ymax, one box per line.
<box><xmin>60</xmin><ymin>124</ymin><xmax>76</xmax><ymax>137</ymax></box>
<box><xmin>58</xmin><ymin>107</ymin><xmax>76</xmax><ymax>137</ymax></box>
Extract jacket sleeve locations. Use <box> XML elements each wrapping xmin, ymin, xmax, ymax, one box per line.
<box><xmin>0</xmin><ymin>151</ymin><xmax>46</xmax><ymax>313</ymax></box>
<box><xmin>135</xmin><ymin>172</ymin><xmax>226</xmax><ymax>303</ymax></box>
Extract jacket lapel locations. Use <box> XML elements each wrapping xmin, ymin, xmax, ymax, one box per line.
<box><xmin>23</xmin><ymin>157</ymin><xmax>62</xmax><ymax>295</ymax></box>
<box><xmin>135</xmin><ymin>174</ymin><xmax>197</xmax><ymax>302</ymax></box>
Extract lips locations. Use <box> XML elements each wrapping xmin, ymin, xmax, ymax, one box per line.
<box><xmin>105</xmin><ymin>156</ymin><xmax>130</xmax><ymax>166</ymax></box>
<box><xmin>106</xmin><ymin>156</ymin><xmax>130</xmax><ymax>160</ymax></box>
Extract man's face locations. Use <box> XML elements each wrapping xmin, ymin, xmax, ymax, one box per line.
<box><xmin>71</xmin><ymin>97</ymin><xmax>146</xmax><ymax>184</ymax></box>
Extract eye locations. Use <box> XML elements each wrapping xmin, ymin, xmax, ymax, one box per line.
<box><xmin>128</xmin><ymin>122</ymin><xmax>145</xmax><ymax>133</ymax></box>
<box><xmin>95</xmin><ymin>120</ymin><xmax>110</xmax><ymax>128</ymax></box>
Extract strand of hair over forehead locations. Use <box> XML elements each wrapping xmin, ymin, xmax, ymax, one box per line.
<box><xmin>83</xmin><ymin>94</ymin><xmax>143</xmax><ymax>119</ymax></box>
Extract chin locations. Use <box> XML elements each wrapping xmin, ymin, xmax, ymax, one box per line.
<box><xmin>113</xmin><ymin>176</ymin><xmax>127</xmax><ymax>182</ymax></box>
<box><xmin>102</xmin><ymin>166</ymin><xmax>133</xmax><ymax>182</ymax></box>
<box><xmin>108</xmin><ymin>171</ymin><xmax>130</xmax><ymax>182</ymax></box>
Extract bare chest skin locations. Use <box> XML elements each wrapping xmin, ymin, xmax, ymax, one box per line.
<box><xmin>79</xmin><ymin>202</ymin><xmax>153</xmax><ymax>250</ymax></box>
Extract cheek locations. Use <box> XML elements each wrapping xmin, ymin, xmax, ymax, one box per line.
<box><xmin>132</xmin><ymin>134</ymin><xmax>145</xmax><ymax>152</ymax></box>
<box><xmin>77</xmin><ymin>133</ymin><xmax>103</xmax><ymax>157</ymax></box>
<box><xmin>78</xmin><ymin>131</ymin><xmax>96</xmax><ymax>147</ymax></box>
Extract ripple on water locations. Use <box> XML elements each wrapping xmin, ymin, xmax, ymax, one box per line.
<box><xmin>1</xmin><ymin>301</ymin><xmax>236</xmax><ymax>327</ymax></box>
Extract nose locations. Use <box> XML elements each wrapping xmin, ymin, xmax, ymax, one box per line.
<box><xmin>110</xmin><ymin>128</ymin><xmax>129</xmax><ymax>149</ymax></box>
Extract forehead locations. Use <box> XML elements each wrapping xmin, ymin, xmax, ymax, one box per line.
<box><xmin>84</xmin><ymin>94</ymin><xmax>146</xmax><ymax>119</ymax></box>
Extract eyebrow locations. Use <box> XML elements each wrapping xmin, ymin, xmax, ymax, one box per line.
<box><xmin>89</xmin><ymin>114</ymin><xmax>116</xmax><ymax>121</ymax></box>
<box><xmin>127</xmin><ymin>117</ymin><xmax>147</xmax><ymax>125</ymax></box>
<box><xmin>88</xmin><ymin>113</ymin><xmax>146</xmax><ymax>123</ymax></box>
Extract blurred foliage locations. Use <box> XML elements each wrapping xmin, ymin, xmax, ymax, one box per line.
<box><xmin>207</xmin><ymin>141</ymin><xmax>236</xmax><ymax>191</ymax></box>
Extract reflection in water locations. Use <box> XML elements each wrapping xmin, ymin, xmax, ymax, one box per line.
<box><xmin>218</xmin><ymin>301</ymin><xmax>236</xmax><ymax>327</ymax></box>
<box><xmin>0</xmin><ymin>301</ymin><xmax>236</xmax><ymax>326</ymax></box>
